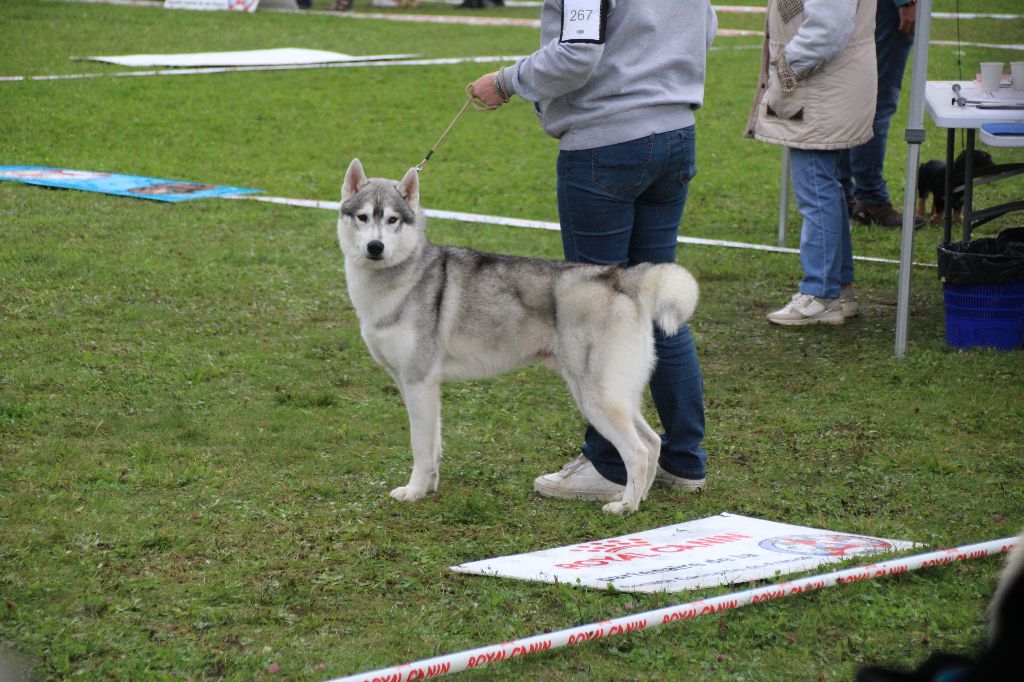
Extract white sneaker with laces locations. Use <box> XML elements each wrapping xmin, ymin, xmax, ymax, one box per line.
<box><xmin>533</xmin><ymin>455</ymin><xmax>624</xmax><ymax>501</ymax></box>
<box><xmin>767</xmin><ymin>293</ymin><xmax>844</xmax><ymax>326</ymax></box>
<box><xmin>655</xmin><ymin>467</ymin><xmax>706</xmax><ymax>492</ymax></box>
<box><xmin>840</xmin><ymin>286</ymin><xmax>860</xmax><ymax>318</ymax></box>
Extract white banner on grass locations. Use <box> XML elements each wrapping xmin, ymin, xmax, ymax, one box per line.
<box><xmin>165</xmin><ymin>0</ymin><xmax>260</xmax><ymax>11</ymax></box>
<box><xmin>84</xmin><ymin>48</ymin><xmax>415</xmax><ymax>68</ymax></box>
<box><xmin>452</xmin><ymin>513</ymin><xmax>918</xmax><ymax>593</ymax></box>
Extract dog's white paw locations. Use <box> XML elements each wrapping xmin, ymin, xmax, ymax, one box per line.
<box><xmin>602</xmin><ymin>500</ymin><xmax>635</xmax><ymax>515</ymax></box>
<box><xmin>390</xmin><ymin>485</ymin><xmax>428</xmax><ymax>502</ymax></box>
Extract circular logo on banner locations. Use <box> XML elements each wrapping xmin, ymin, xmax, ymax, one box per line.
<box><xmin>759</xmin><ymin>534</ymin><xmax>893</xmax><ymax>557</ymax></box>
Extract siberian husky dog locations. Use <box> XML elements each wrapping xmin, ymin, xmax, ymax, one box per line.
<box><xmin>336</xmin><ymin>159</ymin><xmax>699</xmax><ymax>514</ymax></box>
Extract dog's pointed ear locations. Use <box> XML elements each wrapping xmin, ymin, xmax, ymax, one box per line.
<box><xmin>397</xmin><ymin>167</ymin><xmax>419</xmax><ymax>209</ymax></box>
<box><xmin>342</xmin><ymin>158</ymin><xmax>367</xmax><ymax>201</ymax></box>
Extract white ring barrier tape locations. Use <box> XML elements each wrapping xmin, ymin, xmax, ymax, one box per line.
<box><xmin>325</xmin><ymin>537</ymin><xmax>1016</xmax><ymax>682</ymax></box>
<box><xmin>0</xmin><ymin>44</ymin><xmax>773</xmax><ymax>84</ymax></box>
<box><xmin>930</xmin><ymin>40</ymin><xmax>1024</xmax><ymax>51</ymax></box>
<box><xmin>231</xmin><ymin>194</ymin><xmax>937</xmax><ymax>268</ymax></box>
<box><xmin>0</xmin><ymin>55</ymin><xmax>529</xmax><ymax>83</ymax></box>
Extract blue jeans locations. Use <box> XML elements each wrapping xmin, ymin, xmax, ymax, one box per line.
<box><xmin>791</xmin><ymin>148</ymin><xmax>854</xmax><ymax>298</ymax></box>
<box><xmin>556</xmin><ymin>127</ymin><xmax>707</xmax><ymax>485</ymax></box>
<box><xmin>840</xmin><ymin>0</ymin><xmax>915</xmax><ymax>205</ymax></box>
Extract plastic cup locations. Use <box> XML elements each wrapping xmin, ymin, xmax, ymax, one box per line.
<box><xmin>1011</xmin><ymin>62</ymin><xmax>1024</xmax><ymax>91</ymax></box>
<box><xmin>980</xmin><ymin>62</ymin><xmax>1003</xmax><ymax>92</ymax></box>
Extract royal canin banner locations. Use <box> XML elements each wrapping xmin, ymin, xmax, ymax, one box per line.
<box><xmin>452</xmin><ymin>513</ymin><xmax>918</xmax><ymax>592</ymax></box>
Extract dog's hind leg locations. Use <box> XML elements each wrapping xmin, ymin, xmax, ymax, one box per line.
<box><xmin>581</xmin><ymin>401</ymin><xmax>653</xmax><ymax>515</ymax></box>
<box><xmin>391</xmin><ymin>378</ymin><xmax>442</xmax><ymax>502</ymax></box>
<box><xmin>634</xmin><ymin>415</ymin><xmax>662</xmax><ymax>490</ymax></box>
<box><xmin>555</xmin><ymin>291</ymin><xmax>657</xmax><ymax>513</ymax></box>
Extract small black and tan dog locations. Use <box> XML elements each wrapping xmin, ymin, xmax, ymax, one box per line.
<box><xmin>917</xmin><ymin>150</ymin><xmax>997</xmax><ymax>224</ymax></box>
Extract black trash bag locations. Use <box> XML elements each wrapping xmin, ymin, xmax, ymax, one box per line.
<box><xmin>937</xmin><ymin>238</ymin><xmax>1024</xmax><ymax>284</ymax></box>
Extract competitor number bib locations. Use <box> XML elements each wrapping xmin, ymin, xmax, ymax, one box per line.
<box><xmin>561</xmin><ymin>0</ymin><xmax>606</xmax><ymax>44</ymax></box>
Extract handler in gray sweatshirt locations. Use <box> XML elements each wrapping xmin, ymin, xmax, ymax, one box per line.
<box><xmin>470</xmin><ymin>0</ymin><xmax>718</xmax><ymax>505</ymax></box>
<box><xmin>473</xmin><ymin>0</ymin><xmax>717</xmax><ymax>150</ymax></box>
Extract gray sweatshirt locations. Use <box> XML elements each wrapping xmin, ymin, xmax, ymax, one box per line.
<box><xmin>500</xmin><ymin>0</ymin><xmax>718</xmax><ymax>151</ymax></box>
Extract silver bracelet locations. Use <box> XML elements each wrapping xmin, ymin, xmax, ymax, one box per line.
<box><xmin>494</xmin><ymin>70</ymin><xmax>510</xmax><ymax>102</ymax></box>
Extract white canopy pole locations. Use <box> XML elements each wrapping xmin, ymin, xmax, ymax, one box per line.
<box><xmin>778</xmin><ymin>147</ymin><xmax>791</xmax><ymax>247</ymax></box>
<box><xmin>895</xmin><ymin>0</ymin><xmax>933</xmax><ymax>356</ymax></box>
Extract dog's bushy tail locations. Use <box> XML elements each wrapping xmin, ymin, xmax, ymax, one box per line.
<box><xmin>638</xmin><ymin>264</ymin><xmax>699</xmax><ymax>335</ymax></box>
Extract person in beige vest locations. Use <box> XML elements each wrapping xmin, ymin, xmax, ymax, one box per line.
<box><xmin>746</xmin><ymin>0</ymin><xmax>877</xmax><ymax>325</ymax></box>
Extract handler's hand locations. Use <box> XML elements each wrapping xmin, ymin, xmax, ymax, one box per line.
<box><xmin>897</xmin><ymin>4</ymin><xmax>916</xmax><ymax>36</ymax></box>
<box><xmin>767</xmin><ymin>67</ymin><xmax>802</xmax><ymax>120</ymax></box>
<box><xmin>469</xmin><ymin>71</ymin><xmax>507</xmax><ymax>108</ymax></box>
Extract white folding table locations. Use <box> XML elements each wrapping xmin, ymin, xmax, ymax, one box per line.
<box><xmin>923</xmin><ymin>81</ymin><xmax>1024</xmax><ymax>244</ymax></box>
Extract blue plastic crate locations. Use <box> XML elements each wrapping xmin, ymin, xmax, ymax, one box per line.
<box><xmin>943</xmin><ymin>281</ymin><xmax>1024</xmax><ymax>350</ymax></box>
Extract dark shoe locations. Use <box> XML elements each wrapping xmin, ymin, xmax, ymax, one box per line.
<box><xmin>852</xmin><ymin>202</ymin><xmax>925</xmax><ymax>230</ymax></box>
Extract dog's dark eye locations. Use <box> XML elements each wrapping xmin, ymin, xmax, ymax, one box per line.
<box><xmin>387</xmin><ymin>216</ymin><xmax>399</xmax><ymax>225</ymax></box>
<box><xmin>356</xmin><ymin>214</ymin><xmax>368</xmax><ymax>223</ymax></box>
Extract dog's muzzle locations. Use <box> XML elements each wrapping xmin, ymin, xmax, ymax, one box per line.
<box><xmin>366</xmin><ymin>240</ymin><xmax>385</xmax><ymax>260</ymax></box>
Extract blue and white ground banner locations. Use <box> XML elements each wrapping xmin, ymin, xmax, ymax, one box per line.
<box><xmin>0</xmin><ymin>166</ymin><xmax>261</xmax><ymax>202</ymax></box>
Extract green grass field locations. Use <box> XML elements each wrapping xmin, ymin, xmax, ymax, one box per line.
<box><xmin>2</xmin><ymin>1</ymin><xmax>1023</xmax><ymax>680</ymax></box>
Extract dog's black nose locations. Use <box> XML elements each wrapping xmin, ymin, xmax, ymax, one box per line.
<box><xmin>366</xmin><ymin>240</ymin><xmax>385</xmax><ymax>259</ymax></box>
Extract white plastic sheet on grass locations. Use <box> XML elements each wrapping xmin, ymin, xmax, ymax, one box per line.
<box><xmin>83</xmin><ymin>48</ymin><xmax>416</xmax><ymax>68</ymax></box>
<box><xmin>452</xmin><ymin>513</ymin><xmax>918</xmax><ymax>592</ymax></box>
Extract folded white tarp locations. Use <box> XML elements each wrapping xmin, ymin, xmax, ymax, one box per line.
<box><xmin>452</xmin><ymin>513</ymin><xmax>918</xmax><ymax>593</ymax></box>
<box><xmin>84</xmin><ymin>48</ymin><xmax>416</xmax><ymax>68</ymax></box>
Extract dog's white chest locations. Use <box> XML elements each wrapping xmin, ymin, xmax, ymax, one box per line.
<box><xmin>345</xmin><ymin>273</ymin><xmax>419</xmax><ymax>373</ymax></box>
<box><xmin>359</xmin><ymin>317</ymin><xmax>412</xmax><ymax>360</ymax></box>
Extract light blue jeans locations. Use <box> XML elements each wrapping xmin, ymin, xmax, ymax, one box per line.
<box><xmin>790</xmin><ymin>147</ymin><xmax>854</xmax><ymax>299</ymax></box>
<box><xmin>556</xmin><ymin>127</ymin><xmax>707</xmax><ymax>485</ymax></box>
<box><xmin>840</xmin><ymin>0</ymin><xmax>915</xmax><ymax>205</ymax></box>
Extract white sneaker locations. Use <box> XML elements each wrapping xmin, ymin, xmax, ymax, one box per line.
<box><xmin>655</xmin><ymin>467</ymin><xmax>706</xmax><ymax>492</ymax></box>
<box><xmin>533</xmin><ymin>455</ymin><xmax>624</xmax><ymax>501</ymax></box>
<box><xmin>767</xmin><ymin>293</ymin><xmax>844</xmax><ymax>326</ymax></box>
<box><xmin>840</xmin><ymin>286</ymin><xmax>860</xmax><ymax>318</ymax></box>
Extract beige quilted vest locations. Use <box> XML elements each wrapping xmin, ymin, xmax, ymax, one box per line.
<box><xmin>746</xmin><ymin>0</ymin><xmax>877</xmax><ymax>150</ymax></box>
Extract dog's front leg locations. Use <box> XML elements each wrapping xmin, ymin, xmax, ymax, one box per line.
<box><xmin>390</xmin><ymin>378</ymin><xmax>442</xmax><ymax>502</ymax></box>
